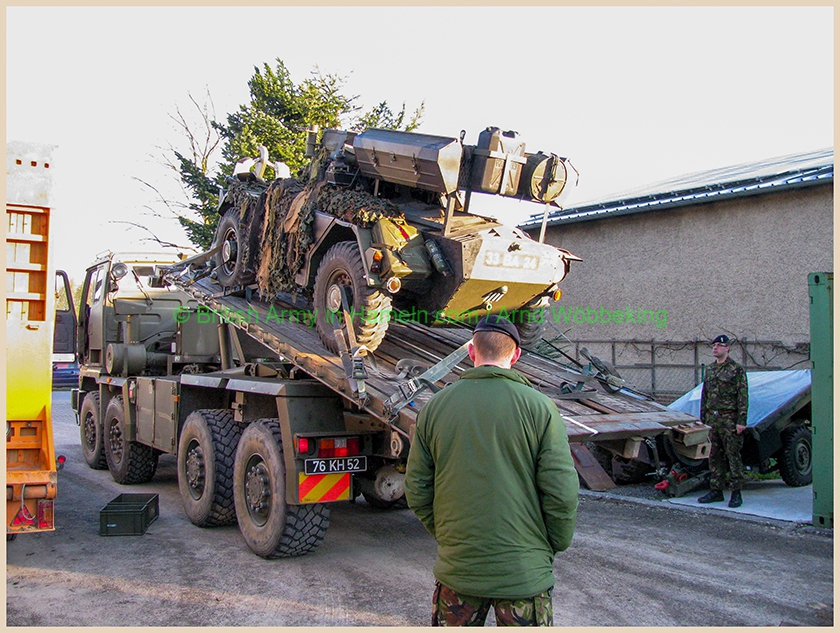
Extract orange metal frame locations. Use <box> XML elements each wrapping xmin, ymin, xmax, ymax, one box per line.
<box><xmin>6</xmin><ymin>151</ymin><xmax>59</xmax><ymax>535</ymax></box>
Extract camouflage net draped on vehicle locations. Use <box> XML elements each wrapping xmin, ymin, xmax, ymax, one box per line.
<box><xmin>255</xmin><ymin>176</ymin><xmax>404</xmax><ymax>299</ymax></box>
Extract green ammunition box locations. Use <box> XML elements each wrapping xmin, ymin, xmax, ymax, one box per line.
<box><xmin>99</xmin><ymin>493</ymin><xmax>159</xmax><ymax>536</ymax></box>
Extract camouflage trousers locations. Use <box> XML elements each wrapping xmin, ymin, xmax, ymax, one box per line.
<box><xmin>708</xmin><ymin>419</ymin><xmax>744</xmax><ymax>491</ymax></box>
<box><xmin>431</xmin><ymin>581</ymin><xmax>554</xmax><ymax>626</ymax></box>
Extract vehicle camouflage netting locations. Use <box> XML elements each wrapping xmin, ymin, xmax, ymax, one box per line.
<box><xmin>253</xmin><ymin>164</ymin><xmax>403</xmax><ymax>299</ymax></box>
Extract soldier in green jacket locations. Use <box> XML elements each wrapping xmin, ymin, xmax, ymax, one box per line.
<box><xmin>405</xmin><ymin>315</ymin><xmax>579</xmax><ymax>626</ymax></box>
<box><xmin>697</xmin><ymin>334</ymin><xmax>749</xmax><ymax>508</ymax></box>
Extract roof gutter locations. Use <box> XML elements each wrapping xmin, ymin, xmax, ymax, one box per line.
<box><xmin>521</xmin><ymin>169</ymin><xmax>833</xmax><ymax>229</ymax></box>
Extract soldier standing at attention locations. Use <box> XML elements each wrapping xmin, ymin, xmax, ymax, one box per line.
<box><xmin>698</xmin><ymin>334</ymin><xmax>749</xmax><ymax>508</ymax></box>
<box><xmin>405</xmin><ymin>315</ymin><xmax>579</xmax><ymax>627</ymax></box>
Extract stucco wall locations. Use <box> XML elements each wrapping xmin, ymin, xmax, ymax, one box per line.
<box><xmin>536</xmin><ymin>184</ymin><xmax>833</xmax><ymax>347</ymax></box>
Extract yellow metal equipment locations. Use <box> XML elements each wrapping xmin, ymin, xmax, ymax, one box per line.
<box><xmin>6</xmin><ymin>141</ymin><xmax>60</xmax><ymax>537</ymax></box>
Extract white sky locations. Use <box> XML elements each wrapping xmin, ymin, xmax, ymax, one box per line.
<box><xmin>6</xmin><ymin>5</ymin><xmax>834</xmax><ymax>283</ymax></box>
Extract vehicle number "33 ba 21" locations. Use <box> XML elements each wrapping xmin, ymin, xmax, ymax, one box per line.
<box><xmin>483</xmin><ymin>251</ymin><xmax>540</xmax><ymax>270</ymax></box>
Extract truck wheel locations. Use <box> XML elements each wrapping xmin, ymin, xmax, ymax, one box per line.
<box><xmin>214</xmin><ymin>207</ymin><xmax>256</xmax><ymax>289</ymax></box>
<box><xmin>778</xmin><ymin>423</ymin><xmax>812</xmax><ymax>487</ymax></box>
<box><xmin>657</xmin><ymin>433</ymin><xmax>707</xmax><ymax>474</ymax></box>
<box><xmin>178</xmin><ymin>409</ymin><xmax>241</xmax><ymax>527</ymax></box>
<box><xmin>80</xmin><ymin>391</ymin><xmax>107</xmax><ymax>470</ymax></box>
<box><xmin>313</xmin><ymin>241</ymin><xmax>392</xmax><ymax>354</ymax></box>
<box><xmin>233</xmin><ymin>419</ymin><xmax>330</xmax><ymax>558</ymax></box>
<box><xmin>515</xmin><ymin>308</ymin><xmax>547</xmax><ymax>348</ymax></box>
<box><xmin>104</xmin><ymin>395</ymin><xmax>159</xmax><ymax>484</ymax></box>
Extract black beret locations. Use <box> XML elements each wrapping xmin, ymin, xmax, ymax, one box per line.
<box><xmin>474</xmin><ymin>315</ymin><xmax>521</xmax><ymax>347</ymax></box>
<box><xmin>712</xmin><ymin>334</ymin><xmax>731</xmax><ymax>345</ymax></box>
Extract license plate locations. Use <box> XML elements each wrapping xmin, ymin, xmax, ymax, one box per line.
<box><xmin>304</xmin><ymin>456</ymin><xmax>367</xmax><ymax>475</ymax></box>
<box><xmin>483</xmin><ymin>251</ymin><xmax>540</xmax><ymax>270</ymax></box>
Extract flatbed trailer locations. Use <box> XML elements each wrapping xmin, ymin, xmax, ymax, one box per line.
<box><xmin>173</xmin><ymin>274</ymin><xmax>698</xmax><ymax>483</ymax></box>
<box><xmin>666</xmin><ymin>370</ymin><xmax>814</xmax><ymax>493</ymax></box>
<box><xmin>74</xmin><ymin>248</ymin><xmax>699</xmax><ymax>559</ymax></box>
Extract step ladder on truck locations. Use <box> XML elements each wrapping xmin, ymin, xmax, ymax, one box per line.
<box><xmin>6</xmin><ymin>141</ymin><xmax>71</xmax><ymax>540</ymax></box>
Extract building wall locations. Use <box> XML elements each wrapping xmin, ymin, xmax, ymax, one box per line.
<box><xmin>537</xmin><ymin>183</ymin><xmax>833</xmax><ymax>350</ymax></box>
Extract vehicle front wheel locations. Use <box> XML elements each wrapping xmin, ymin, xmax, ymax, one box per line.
<box><xmin>80</xmin><ymin>391</ymin><xmax>107</xmax><ymax>470</ymax></box>
<box><xmin>514</xmin><ymin>307</ymin><xmax>548</xmax><ymax>349</ymax></box>
<box><xmin>104</xmin><ymin>396</ymin><xmax>158</xmax><ymax>484</ymax></box>
<box><xmin>778</xmin><ymin>423</ymin><xmax>812</xmax><ymax>487</ymax></box>
<box><xmin>233</xmin><ymin>419</ymin><xmax>330</xmax><ymax>558</ymax></box>
<box><xmin>178</xmin><ymin>409</ymin><xmax>241</xmax><ymax>527</ymax></box>
<box><xmin>313</xmin><ymin>241</ymin><xmax>392</xmax><ymax>354</ymax></box>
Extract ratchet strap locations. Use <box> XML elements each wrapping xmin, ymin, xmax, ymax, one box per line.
<box><xmin>383</xmin><ymin>340</ymin><xmax>471</xmax><ymax>419</ymax></box>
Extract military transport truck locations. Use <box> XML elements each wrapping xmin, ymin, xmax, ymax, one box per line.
<box><xmin>71</xmin><ymin>126</ymin><xmax>700</xmax><ymax>559</ymax></box>
<box><xmin>71</xmin><ymin>249</ymin><xmax>698</xmax><ymax>559</ymax></box>
<box><xmin>210</xmin><ymin>125</ymin><xmax>581</xmax><ymax>352</ymax></box>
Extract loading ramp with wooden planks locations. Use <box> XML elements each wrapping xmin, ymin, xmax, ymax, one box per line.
<box><xmin>169</xmin><ymin>273</ymin><xmax>700</xmax><ymax>490</ymax></box>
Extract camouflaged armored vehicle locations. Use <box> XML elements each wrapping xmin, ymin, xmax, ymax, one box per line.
<box><xmin>212</xmin><ymin>125</ymin><xmax>581</xmax><ymax>353</ymax></box>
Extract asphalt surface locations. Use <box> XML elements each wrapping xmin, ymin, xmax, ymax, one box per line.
<box><xmin>5</xmin><ymin>391</ymin><xmax>834</xmax><ymax>627</ymax></box>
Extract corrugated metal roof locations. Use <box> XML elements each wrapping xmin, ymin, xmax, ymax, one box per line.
<box><xmin>520</xmin><ymin>148</ymin><xmax>834</xmax><ymax>229</ymax></box>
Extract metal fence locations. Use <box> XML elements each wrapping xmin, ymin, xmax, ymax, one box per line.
<box><xmin>536</xmin><ymin>337</ymin><xmax>811</xmax><ymax>405</ymax></box>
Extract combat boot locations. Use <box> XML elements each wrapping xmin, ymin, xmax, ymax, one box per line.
<box><xmin>697</xmin><ymin>490</ymin><xmax>724</xmax><ymax>503</ymax></box>
<box><xmin>729</xmin><ymin>490</ymin><xmax>743</xmax><ymax>508</ymax></box>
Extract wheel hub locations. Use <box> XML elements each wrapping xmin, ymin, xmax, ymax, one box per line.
<box><xmin>185</xmin><ymin>445</ymin><xmax>206</xmax><ymax>494</ymax></box>
<box><xmin>326</xmin><ymin>284</ymin><xmax>344</xmax><ymax>312</ymax></box>
<box><xmin>84</xmin><ymin>414</ymin><xmax>96</xmax><ymax>449</ymax></box>
<box><xmin>222</xmin><ymin>235</ymin><xmax>237</xmax><ymax>264</ymax></box>
<box><xmin>245</xmin><ymin>462</ymin><xmax>270</xmax><ymax>518</ymax></box>
<box><xmin>108</xmin><ymin>424</ymin><xmax>123</xmax><ymax>464</ymax></box>
<box><xmin>795</xmin><ymin>442</ymin><xmax>811</xmax><ymax>471</ymax></box>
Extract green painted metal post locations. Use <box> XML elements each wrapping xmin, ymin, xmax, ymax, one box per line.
<box><xmin>808</xmin><ymin>272</ymin><xmax>833</xmax><ymax>529</ymax></box>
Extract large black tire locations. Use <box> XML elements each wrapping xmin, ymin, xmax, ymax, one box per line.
<box><xmin>515</xmin><ymin>307</ymin><xmax>548</xmax><ymax>349</ymax></box>
<box><xmin>104</xmin><ymin>395</ymin><xmax>158</xmax><ymax>485</ymax></box>
<box><xmin>657</xmin><ymin>432</ymin><xmax>707</xmax><ymax>473</ymax></box>
<box><xmin>80</xmin><ymin>391</ymin><xmax>107</xmax><ymax>470</ymax></box>
<box><xmin>778</xmin><ymin>423</ymin><xmax>812</xmax><ymax>487</ymax></box>
<box><xmin>178</xmin><ymin>409</ymin><xmax>242</xmax><ymax>527</ymax></box>
<box><xmin>214</xmin><ymin>207</ymin><xmax>257</xmax><ymax>288</ymax></box>
<box><xmin>313</xmin><ymin>241</ymin><xmax>392</xmax><ymax>354</ymax></box>
<box><xmin>233</xmin><ymin>419</ymin><xmax>330</xmax><ymax>558</ymax></box>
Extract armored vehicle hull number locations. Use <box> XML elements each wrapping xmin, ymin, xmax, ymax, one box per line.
<box><xmin>304</xmin><ymin>456</ymin><xmax>367</xmax><ymax>475</ymax></box>
<box><xmin>484</xmin><ymin>251</ymin><xmax>540</xmax><ymax>270</ymax></box>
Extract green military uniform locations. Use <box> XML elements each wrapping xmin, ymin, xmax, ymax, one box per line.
<box><xmin>405</xmin><ymin>364</ymin><xmax>579</xmax><ymax>626</ymax></box>
<box><xmin>701</xmin><ymin>357</ymin><xmax>749</xmax><ymax>492</ymax></box>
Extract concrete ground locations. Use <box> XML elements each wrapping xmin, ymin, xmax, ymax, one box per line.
<box><xmin>5</xmin><ymin>391</ymin><xmax>834</xmax><ymax>627</ymax></box>
<box><xmin>669</xmin><ymin>480</ymin><xmax>814</xmax><ymax>523</ymax></box>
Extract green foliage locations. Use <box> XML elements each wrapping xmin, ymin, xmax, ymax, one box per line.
<box><xmin>353</xmin><ymin>101</ymin><xmax>425</xmax><ymax>133</ymax></box>
<box><xmin>174</xmin><ymin>150</ymin><xmax>223</xmax><ymax>250</ymax></box>
<box><xmin>217</xmin><ymin>61</ymin><xmax>355</xmax><ymax>175</ymax></box>
<box><xmin>175</xmin><ymin>58</ymin><xmax>424</xmax><ymax>250</ymax></box>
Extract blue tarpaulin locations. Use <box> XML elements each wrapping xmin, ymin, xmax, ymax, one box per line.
<box><xmin>668</xmin><ymin>370</ymin><xmax>811</xmax><ymax>429</ymax></box>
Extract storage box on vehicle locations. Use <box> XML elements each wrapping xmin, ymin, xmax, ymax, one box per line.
<box><xmin>469</xmin><ymin>127</ymin><xmax>526</xmax><ymax>196</ymax></box>
<box><xmin>99</xmin><ymin>493</ymin><xmax>159</xmax><ymax>536</ymax></box>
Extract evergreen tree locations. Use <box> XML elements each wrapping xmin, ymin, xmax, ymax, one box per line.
<box><xmin>175</xmin><ymin>59</ymin><xmax>424</xmax><ymax>250</ymax></box>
